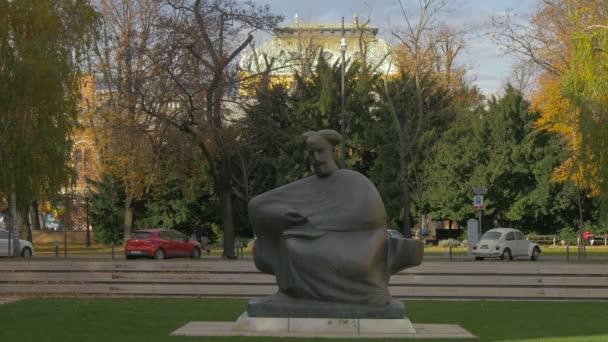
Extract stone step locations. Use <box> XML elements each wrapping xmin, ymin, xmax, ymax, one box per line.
<box><xmin>3</xmin><ymin>272</ymin><xmax>608</xmax><ymax>287</ymax></box>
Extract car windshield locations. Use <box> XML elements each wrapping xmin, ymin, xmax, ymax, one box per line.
<box><xmin>481</xmin><ymin>231</ymin><xmax>502</xmax><ymax>240</ymax></box>
<box><xmin>130</xmin><ymin>232</ymin><xmax>152</xmax><ymax>239</ymax></box>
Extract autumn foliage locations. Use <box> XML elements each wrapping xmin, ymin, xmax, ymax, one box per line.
<box><xmin>525</xmin><ymin>0</ymin><xmax>608</xmax><ymax>202</ymax></box>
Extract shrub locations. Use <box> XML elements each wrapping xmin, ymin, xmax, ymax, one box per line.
<box><xmin>558</xmin><ymin>227</ymin><xmax>578</xmax><ymax>245</ymax></box>
<box><xmin>438</xmin><ymin>239</ymin><xmax>459</xmax><ymax>247</ymax></box>
<box><xmin>211</xmin><ymin>223</ymin><xmax>223</xmax><ymax>245</ymax></box>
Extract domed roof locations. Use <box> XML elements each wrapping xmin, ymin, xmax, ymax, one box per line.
<box><xmin>240</xmin><ymin>22</ymin><xmax>398</xmax><ymax>76</ymax></box>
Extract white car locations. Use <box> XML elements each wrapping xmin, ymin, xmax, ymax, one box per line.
<box><xmin>472</xmin><ymin>228</ymin><xmax>541</xmax><ymax>261</ymax></box>
<box><xmin>0</xmin><ymin>229</ymin><xmax>34</xmax><ymax>257</ymax></box>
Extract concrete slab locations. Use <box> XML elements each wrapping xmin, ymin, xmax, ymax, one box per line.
<box><xmin>171</xmin><ymin>313</ymin><xmax>475</xmax><ymax>339</ymax></box>
<box><xmin>0</xmin><ymin>297</ymin><xmax>21</xmax><ymax>305</ymax></box>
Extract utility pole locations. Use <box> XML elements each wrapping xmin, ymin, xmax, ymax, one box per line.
<box><xmin>340</xmin><ymin>16</ymin><xmax>347</xmax><ymax>166</ymax></box>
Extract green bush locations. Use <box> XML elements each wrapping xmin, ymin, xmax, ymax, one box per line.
<box><xmin>88</xmin><ymin>174</ymin><xmax>125</xmax><ymax>245</ymax></box>
<box><xmin>559</xmin><ymin>227</ymin><xmax>578</xmax><ymax>245</ymax></box>
<box><xmin>438</xmin><ymin>239</ymin><xmax>459</xmax><ymax>247</ymax></box>
<box><xmin>211</xmin><ymin>223</ymin><xmax>223</xmax><ymax>245</ymax></box>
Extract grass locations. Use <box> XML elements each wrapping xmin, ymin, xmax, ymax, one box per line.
<box><xmin>31</xmin><ymin>242</ymin><xmax>608</xmax><ymax>259</ymax></box>
<box><xmin>1</xmin><ymin>298</ymin><xmax>607</xmax><ymax>341</ymax></box>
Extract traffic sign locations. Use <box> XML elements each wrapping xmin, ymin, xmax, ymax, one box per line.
<box><xmin>473</xmin><ymin>195</ymin><xmax>484</xmax><ymax>209</ymax></box>
<box><xmin>473</xmin><ymin>186</ymin><xmax>487</xmax><ymax>195</ymax></box>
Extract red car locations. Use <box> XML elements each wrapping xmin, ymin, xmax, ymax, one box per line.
<box><xmin>125</xmin><ymin>229</ymin><xmax>201</xmax><ymax>260</ymax></box>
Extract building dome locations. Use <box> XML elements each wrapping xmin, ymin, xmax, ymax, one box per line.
<box><xmin>239</xmin><ymin>22</ymin><xmax>398</xmax><ymax>77</ymax></box>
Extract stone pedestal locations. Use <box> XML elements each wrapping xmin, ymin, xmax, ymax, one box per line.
<box><xmin>248</xmin><ymin>292</ymin><xmax>405</xmax><ymax>318</ymax></box>
<box><xmin>233</xmin><ymin>312</ymin><xmax>416</xmax><ymax>334</ymax></box>
<box><xmin>171</xmin><ymin>313</ymin><xmax>477</xmax><ymax>339</ymax></box>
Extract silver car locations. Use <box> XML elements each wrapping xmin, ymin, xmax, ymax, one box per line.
<box><xmin>0</xmin><ymin>229</ymin><xmax>34</xmax><ymax>257</ymax></box>
<box><xmin>472</xmin><ymin>228</ymin><xmax>541</xmax><ymax>261</ymax></box>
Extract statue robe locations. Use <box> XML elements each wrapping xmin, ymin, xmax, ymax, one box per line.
<box><xmin>249</xmin><ymin>169</ymin><xmax>419</xmax><ymax>306</ymax></box>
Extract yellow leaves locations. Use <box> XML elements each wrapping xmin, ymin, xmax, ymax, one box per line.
<box><xmin>532</xmin><ymin>73</ymin><xmax>577</xmax><ymax>135</ymax></box>
<box><xmin>529</xmin><ymin>0</ymin><xmax>608</xmax><ymax>197</ymax></box>
<box><xmin>551</xmin><ymin>155</ymin><xmax>600</xmax><ymax>196</ymax></box>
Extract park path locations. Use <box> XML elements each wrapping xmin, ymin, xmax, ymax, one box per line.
<box><xmin>1</xmin><ymin>259</ymin><xmax>608</xmax><ymax>300</ymax></box>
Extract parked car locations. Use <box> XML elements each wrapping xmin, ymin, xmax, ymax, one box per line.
<box><xmin>0</xmin><ymin>229</ymin><xmax>34</xmax><ymax>257</ymax></box>
<box><xmin>472</xmin><ymin>228</ymin><xmax>541</xmax><ymax>261</ymax></box>
<box><xmin>125</xmin><ymin>229</ymin><xmax>201</xmax><ymax>260</ymax></box>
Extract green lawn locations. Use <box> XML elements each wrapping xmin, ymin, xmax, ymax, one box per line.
<box><xmin>1</xmin><ymin>298</ymin><xmax>607</xmax><ymax>341</ymax></box>
<box><xmin>32</xmin><ymin>241</ymin><xmax>608</xmax><ymax>258</ymax></box>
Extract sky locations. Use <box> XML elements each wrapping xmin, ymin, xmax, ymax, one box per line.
<box><xmin>251</xmin><ymin>0</ymin><xmax>540</xmax><ymax>96</ymax></box>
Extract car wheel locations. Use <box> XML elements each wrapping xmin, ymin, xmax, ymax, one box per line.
<box><xmin>500</xmin><ymin>248</ymin><xmax>512</xmax><ymax>261</ymax></box>
<box><xmin>191</xmin><ymin>248</ymin><xmax>201</xmax><ymax>259</ymax></box>
<box><xmin>154</xmin><ymin>248</ymin><xmax>165</xmax><ymax>260</ymax></box>
<box><xmin>20</xmin><ymin>247</ymin><xmax>32</xmax><ymax>258</ymax></box>
<box><xmin>531</xmin><ymin>247</ymin><xmax>540</xmax><ymax>261</ymax></box>
<box><xmin>475</xmin><ymin>256</ymin><xmax>484</xmax><ymax>261</ymax></box>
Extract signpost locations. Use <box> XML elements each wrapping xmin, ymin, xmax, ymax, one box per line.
<box><xmin>473</xmin><ymin>186</ymin><xmax>487</xmax><ymax>238</ymax></box>
<box><xmin>473</xmin><ymin>195</ymin><xmax>484</xmax><ymax>209</ymax></box>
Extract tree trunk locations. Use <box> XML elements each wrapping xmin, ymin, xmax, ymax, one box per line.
<box><xmin>9</xmin><ymin>177</ymin><xmax>20</xmax><ymax>257</ymax></box>
<box><xmin>399</xmin><ymin>145</ymin><xmax>412</xmax><ymax>238</ymax></box>
<box><xmin>30</xmin><ymin>200</ymin><xmax>41</xmax><ymax>232</ymax></box>
<box><xmin>20</xmin><ymin>207</ymin><xmax>31</xmax><ymax>242</ymax></box>
<box><xmin>577</xmin><ymin>190</ymin><xmax>585</xmax><ymax>259</ymax></box>
<box><xmin>401</xmin><ymin>178</ymin><xmax>412</xmax><ymax>238</ymax></box>
<box><xmin>219</xmin><ymin>164</ymin><xmax>236</xmax><ymax>259</ymax></box>
<box><xmin>124</xmin><ymin>197</ymin><xmax>134</xmax><ymax>242</ymax></box>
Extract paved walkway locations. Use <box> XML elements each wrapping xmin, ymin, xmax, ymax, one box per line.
<box><xmin>2</xmin><ymin>259</ymin><xmax>608</xmax><ymax>300</ymax></box>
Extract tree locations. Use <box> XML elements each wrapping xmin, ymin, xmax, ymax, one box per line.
<box><xmin>423</xmin><ymin>85</ymin><xmax>588</xmax><ymax>233</ymax></box>
<box><xmin>88</xmin><ymin>174</ymin><xmax>125</xmax><ymax>244</ymax></box>
<box><xmin>0</xmin><ymin>0</ymin><xmax>97</xmax><ymax>255</ymax></box>
<box><xmin>562</xmin><ymin>24</ymin><xmax>608</xmax><ymax>223</ymax></box>
<box><xmin>94</xmin><ymin>0</ymin><xmax>168</xmax><ymax>240</ymax></box>
<box><xmin>137</xmin><ymin>0</ymin><xmax>281</xmax><ymax>258</ymax></box>
<box><xmin>382</xmin><ymin>0</ymin><xmax>463</xmax><ymax>237</ymax></box>
<box><xmin>136</xmin><ymin>130</ymin><xmax>219</xmax><ymax>237</ymax></box>
<box><xmin>493</xmin><ymin>0</ymin><xmax>608</xmax><ymax>232</ymax></box>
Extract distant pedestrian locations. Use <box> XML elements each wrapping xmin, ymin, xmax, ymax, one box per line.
<box><xmin>195</xmin><ymin>225</ymin><xmax>211</xmax><ymax>255</ymax></box>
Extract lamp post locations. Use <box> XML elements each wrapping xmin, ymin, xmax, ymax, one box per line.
<box><xmin>85</xmin><ymin>185</ymin><xmax>91</xmax><ymax>248</ymax></box>
<box><xmin>340</xmin><ymin>17</ymin><xmax>347</xmax><ymax>166</ymax></box>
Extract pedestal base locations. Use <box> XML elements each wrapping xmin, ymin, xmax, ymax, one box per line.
<box><xmin>248</xmin><ymin>292</ymin><xmax>405</xmax><ymax>318</ymax></box>
<box><xmin>170</xmin><ymin>312</ymin><xmax>477</xmax><ymax>339</ymax></box>
<box><xmin>233</xmin><ymin>312</ymin><xmax>416</xmax><ymax>334</ymax></box>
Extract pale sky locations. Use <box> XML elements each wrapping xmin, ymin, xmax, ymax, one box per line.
<box><xmin>252</xmin><ymin>0</ymin><xmax>540</xmax><ymax>95</ymax></box>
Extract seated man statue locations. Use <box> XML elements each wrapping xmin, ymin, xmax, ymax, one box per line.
<box><xmin>247</xmin><ymin>129</ymin><xmax>423</xmax><ymax>318</ymax></box>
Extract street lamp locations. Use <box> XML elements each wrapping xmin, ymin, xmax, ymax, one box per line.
<box><xmin>340</xmin><ymin>17</ymin><xmax>347</xmax><ymax>166</ymax></box>
<box><xmin>85</xmin><ymin>185</ymin><xmax>91</xmax><ymax>248</ymax></box>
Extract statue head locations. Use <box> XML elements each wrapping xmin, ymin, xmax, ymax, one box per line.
<box><xmin>303</xmin><ymin>129</ymin><xmax>341</xmax><ymax>177</ymax></box>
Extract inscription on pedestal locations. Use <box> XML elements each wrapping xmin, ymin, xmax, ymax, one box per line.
<box><xmin>290</xmin><ymin>318</ymin><xmax>359</xmax><ymax>333</ymax></box>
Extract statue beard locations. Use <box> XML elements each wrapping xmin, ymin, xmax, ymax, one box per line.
<box><xmin>313</xmin><ymin>160</ymin><xmax>338</xmax><ymax>177</ymax></box>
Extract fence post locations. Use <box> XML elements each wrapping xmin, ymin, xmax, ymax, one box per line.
<box><xmin>111</xmin><ymin>241</ymin><xmax>115</xmax><ymax>260</ymax></box>
<box><xmin>566</xmin><ymin>244</ymin><xmax>569</xmax><ymax>261</ymax></box>
<box><xmin>55</xmin><ymin>241</ymin><xmax>59</xmax><ymax>258</ymax></box>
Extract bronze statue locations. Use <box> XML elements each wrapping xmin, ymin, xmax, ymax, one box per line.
<box><xmin>247</xmin><ymin>129</ymin><xmax>423</xmax><ymax>318</ymax></box>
